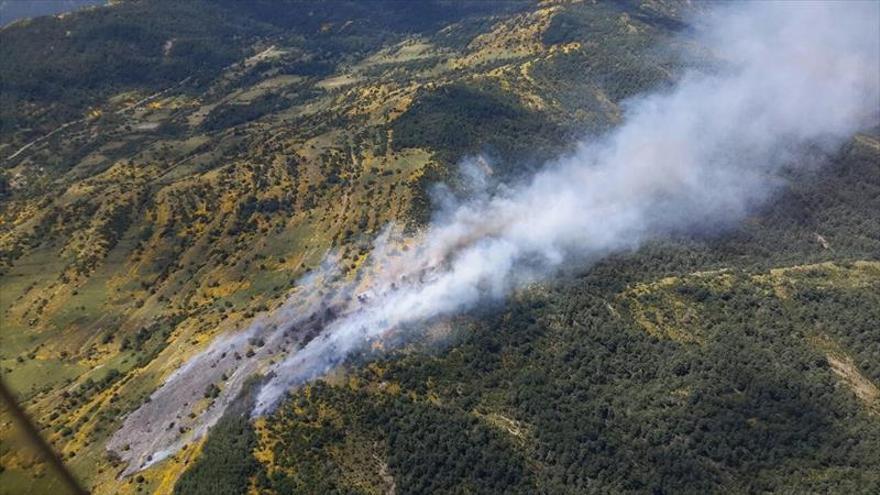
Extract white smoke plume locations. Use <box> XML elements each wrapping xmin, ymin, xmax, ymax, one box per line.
<box><xmin>107</xmin><ymin>255</ymin><xmax>353</xmax><ymax>474</ymax></box>
<box><xmin>252</xmin><ymin>1</ymin><xmax>880</xmax><ymax>412</ymax></box>
<box><xmin>110</xmin><ymin>0</ymin><xmax>879</xmax><ymax>471</ymax></box>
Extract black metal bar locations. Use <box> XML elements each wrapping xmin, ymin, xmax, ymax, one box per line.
<box><xmin>0</xmin><ymin>378</ymin><xmax>89</xmax><ymax>495</ymax></box>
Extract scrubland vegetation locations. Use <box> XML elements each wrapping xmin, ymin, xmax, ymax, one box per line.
<box><xmin>1</xmin><ymin>1</ymin><xmax>877</xmax><ymax>494</ymax></box>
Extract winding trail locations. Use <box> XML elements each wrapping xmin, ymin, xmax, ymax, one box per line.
<box><xmin>3</xmin><ymin>76</ymin><xmax>192</xmax><ymax>163</ymax></box>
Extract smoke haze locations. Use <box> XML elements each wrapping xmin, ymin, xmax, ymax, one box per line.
<box><xmin>110</xmin><ymin>0</ymin><xmax>880</xmax><ymax>470</ymax></box>
<box><xmin>253</xmin><ymin>1</ymin><xmax>879</xmax><ymax>412</ymax></box>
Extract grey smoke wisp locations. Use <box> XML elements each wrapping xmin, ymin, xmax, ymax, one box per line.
<box><xmin>107</xmin><ymin>257</ymin><xmax>349</xmax><ymax>474</ymax></box>
<box><xmin>110</xmin><ymin>0</ymin><xmax>879</xmax><ymax>471</ymax></box>
<box><xmin>252</xmin><ymin>1</ymin><xmax>879</xmax><ymax>412</ymax></box>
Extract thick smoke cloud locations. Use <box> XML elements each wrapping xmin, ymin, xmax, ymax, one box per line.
<box><xmin>110</xmin><ymin>0</ymin><xmax>879</xmax><ymax>471</ymax></box>
<box><xmin>253</xmin><ymin>1</ymin><xmax>880</xmax><ymax>413</ymax></box>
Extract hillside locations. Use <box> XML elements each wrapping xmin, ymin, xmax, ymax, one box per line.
<box><xmin>1</xmin><ymin>1</ymin><xmax>878</xmax><ymax>494</ymax></box>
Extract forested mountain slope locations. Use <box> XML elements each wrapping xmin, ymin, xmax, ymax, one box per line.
<box><xmin>1</xmin><ymin>1</ymin><xmax>877</xmax><ymax>494</ymax></box>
